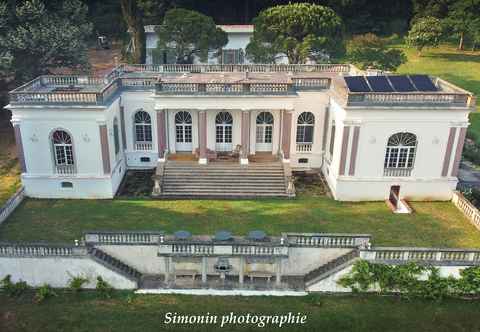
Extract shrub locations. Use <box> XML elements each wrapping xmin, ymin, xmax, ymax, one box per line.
<box><xmin>96</xmin><ymin>276</ymin><xmax>113</xmax><ymax>298</ymax></box>
<box><xmin>0</xmin><ymin>275</ymin><xmax>29</xmax><ymax>297</ymax></box>
<box><xmin>68</xmin><ymin>276</ymin><xmax>89</xmax><ymax>293</ymax></box>
<box><xmin>338</xmin><ymin>260</ymin><xmax>480</xmax><ymax>300</ymax></box>
<box><xmin>34</xmin><ymin>284</ymin><xmax>57</xmax><ymax>303</ymax></box>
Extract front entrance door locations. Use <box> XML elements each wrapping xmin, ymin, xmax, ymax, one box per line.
<box><xmin>215</xmin><ymin>112</ymin><xmax>233</xmax><ymax>152</ymax></box>
<box><xmin>175</xmin><ymin>111</ymin><xmax>192</xmax><ymax>151</ymax></box>
<box><xmin>255</xmin><ymin>112</ymin><xmax>274</xmax><ymax>152</ymax></box>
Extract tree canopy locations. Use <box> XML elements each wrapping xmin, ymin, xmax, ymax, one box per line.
<box><xmin>155</xmin><ymin>8</ymin><xmax>227</xmax><ymax>64</ymax></box>
<box><xmin>0</xmin><ymin>0</ymin><xmax>93</xmax><ymax>82</ymax></box>
<box><xmin>405</xmin><ymin>16</ymin><xmax>443</xmax><ymax>55</ymax></box>
<box><xmin>347</xmin><ymin>34</ymin><xmax>406</xmax><ymax>71</ymax></box>
<box><xmin>444</xmin><ymin>0</ymin><xmax>480</xmax><ymax>50</ymax></box>
<box><xmin>246</xmin><ymin>3</ymin><xmax>344</xmax><ymax>64</ymax></box>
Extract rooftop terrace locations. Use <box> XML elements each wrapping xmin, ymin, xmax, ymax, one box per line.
<box><xmin>7</xmin><ymin>63</ymin><xmax>475</xmax><ymax>109</ymax></box>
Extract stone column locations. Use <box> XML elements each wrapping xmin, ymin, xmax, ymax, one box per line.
<box><xmin>156</xmin><ymin>109</ymin><xmax>167</xmax><ymax>160</ymax></box>
<box><xmin>12</xmin><ymin>122</ymin><xmax>27</xmax><ymax>173</ymax></box>
<box><xmin>239</xmin><ymin>256</ymin><xmax>245</xmax><ymax>285</ymax></box>
<box><xmin>165</xmin><ymin>257</ymin><xmax>172</xmax><ymax>283</ymax></box>
<box><xmin>275</xmin><ymin>257</ymin><xmax>282</xmax><ymax>286</ymax></box>
<box><xmin>240</xmin><ymin>110</ymin><xmax>250</xmax><ymax>165</ymax></box>
<box><xmin>99</xmin><ymin>123</ymin><xmax>111</xmax><ymax>175</ymax></box>
<box><xmin>348</xmin><ymin>126</ymin><xmax>361</xmax><ymax>176</ymax></box>
<box><xmin>441</xmin><ymin>127</ymin><xmax>457</xmax><ymax>177</ymax></box>
<box><xmin>198</xmin><ymin>110</ymin><xmax>208</xmax><ymax>164</ymax></box>
<box><xmin>338</xmin><ymin>126</ymin><xmax>350</xmax><ymax>176</ymax></box>
<box><xmin>451</xmin><ymin>127</ymin><xmax>467</xmax><ymax>177</ymax></box>
<box><xmin>201</xmin><ymin>256</ymin><xmax>208</xmax><ymax>283</ymax></box>
<box><xmin>281</xmin><ymin>110</ymin><xmax>293</xmax><ymax>161</ymax></box>
<box><xmin>119</xmin><ymin>106</ymin><xmax>127</xmax><ymax>151</ymax></box>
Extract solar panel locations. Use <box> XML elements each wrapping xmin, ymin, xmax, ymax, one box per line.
<box><xmin>344</xmin><ymin>76</ymin><xmax>371</xmax><ymax>92</ymax></box>
<box><xmin>366</xmin><ymin>76</ymin><xmax>394</xmax><ymax>92</ymax></box>
<box><xmin>388</xmin><ymin>76</ymin><xmax>417</xmax><ymax>92</ymax></box>
<box><xmin>409</xmin><ymin>75</ymin><xmax>437</xmax><ymax>91</ymax></box>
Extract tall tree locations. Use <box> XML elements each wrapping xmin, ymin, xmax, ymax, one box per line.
<box><xmin>0</xmin><ymin>0</ymin><xmax>93</xmax><ymax>82</ymax></box>
<box><xmin>246</xmin><ymin>3</ymin><xmax>344</xmax><ymax>64</ymax></box>
<box><xmin>347</xmin><ymin>34</ymin><xmax>407</xmax><ymax>71</ymax></box>
<box><xmin>121</xmin><ymin>0</ymin><xmax>146</xmax><ymax>63</ymax></box>
<box><xmin>444</xmin><ymin>0</ymin><xmax>480</xmax><ymax>50</ymax></box>
<box><xmin>155</xmin><ymin>8</ymin><xmax>227</xmax><ymax>64</ymax></box>
<box><xmin>405</xmin><ymin>16</ymin><xmax>443</xmax><ymax>55</ymax></box>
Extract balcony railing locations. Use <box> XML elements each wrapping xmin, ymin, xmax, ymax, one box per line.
<box><xmin>296</xmin><ymin>143</ymin><xmax>313</xmax><ymax>153</ymax></box>
<box><xmin>119</xmin><ymin>63</ymin><xmax>352</xmax><ymax>74</ymax></box>
<box><xmin>55</xmin><ymin>164</ymin><xmax>76</xmax><ymax>175</ymax></box>
<box><xmin>156</xmin><ymin>82</ymin><xmax>295</xmax><ymax>95</ymax></box>
<box><xmin>347</xmin><ymin>92</ymin><xmax>474</xmax><ymax>108</ymax></box>
<box><xmin>383</xmin><ymin>168</ymin><xmax>412</xmax><ymax>177</ymax></box>
<box><xmin>135</xmin><ymin>142</ymin><xmax>153</xmax><ymax>151</ymax></box>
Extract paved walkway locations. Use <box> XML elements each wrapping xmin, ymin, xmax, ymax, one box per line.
<box><xmin>459</xmin><ymin>161</ymin><xmax>480</xmax><ymax>189</ymax></box>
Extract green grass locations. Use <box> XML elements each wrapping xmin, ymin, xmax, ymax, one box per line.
<box><xmin>395</xmin><ymin>44</ymin><xmax>480</xmax><ymax>142</ymax></box>
<box><xmin>1</xmin><ymin>292</ymin><xmax>480</xmax><ymax>332</ymax></box>
<box><xmin>0</xmin><ymin>127</ymin><xmax>21</xmax><ymax>205</ymax></box>
<box><xmin>1</xmin><ymin>195</ymin><xmax>480</xmax><ymax>247</ymax></box>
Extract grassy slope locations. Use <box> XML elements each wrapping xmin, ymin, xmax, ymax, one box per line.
<box><xmin>1</xmin><ymin>293</ymin><xmax>480</xmax><ymax>332</ymax></box>
<box><xmin>0</xmin><ymin>125</ymin><xmax>20</xmax><ymax>205</ymax></box>
<box><xmin>395</xmin><ymin>44</ymin><xmax>480</xmax><ymax>141</ymax></box>
<box><xmin>1</xmin><ymin>195</ymin><xmax>480</xmax><ymax>247</ymax></box>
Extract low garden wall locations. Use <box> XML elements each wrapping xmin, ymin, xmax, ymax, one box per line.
<box><xmin>452</xmin><ymin>191</ymin><xmax>480</xmax><ymax>231</ymax></box>
<box><xmin>0</xmin><ymin>187</ymin><xmax>25</xmax><ymax>225</ymax></box>
<box><xmin>0</xmin><ymin>243</ymin><xmax>137</xmax><ymax>289</ymax></box>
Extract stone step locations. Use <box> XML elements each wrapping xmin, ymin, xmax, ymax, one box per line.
<box><xmin>163</xmin><ymin>179</ymin><xmax>285</xmax><ymax>184</ymax></box>
<box><xmin>160</xmin><ymin>192</ymin><xmax>290</xmax><ymax>198</ymax></box>
<box><xmin>161</xmin><ymin>188</ymin><xmax>287</xmax><ymax>193</ymax></box>
<box><xmin>164</xmin><ymin>171</ymin><xmax>284</xmax><ymax>176</ymax></box>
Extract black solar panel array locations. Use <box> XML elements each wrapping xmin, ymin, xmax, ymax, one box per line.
<box><xmin>345</xmin><ymin>75</ymin><xmax>437</xmax><ymax>93</ymax></box>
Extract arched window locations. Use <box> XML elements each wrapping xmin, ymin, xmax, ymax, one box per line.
<box><xmin>52</xmin><ymin>130</ymin><xmax>75</xmax><ymax>174</ymax></box>
<box><xmin>296</xmin><ymin>112</ymin><xmax>315</xmax><ymax>143</ymax></box>
<box><xmin>134</xmin><ymin>110</ymin><xmax>152</xmax><ymax>143</ymax></box>
<box><xmin>384</xmin><ymin>133</ymin><xmax>417</xmax><ymax>169</ymax></box>
<box><xmin>113</xmin><ymin>118</ymin><xmax>120</xmax><ymax>155</ymax></box>
<box><xmin>175</xmin><ymin>111</ymin><xmax>193</xmax><ymax>150</ymax></box>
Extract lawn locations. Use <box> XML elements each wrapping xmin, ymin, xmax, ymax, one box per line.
<box><xmin>1</xmin><ymin>195</ymin><xmax>480</xmax><ymax>248</ymax></box>
<box><xmin>395</xmin><ymin>44</ymin><xmax>480</xmax><ymax>142</ymax></box>
<box><xmin>1</xmin><ymin>292</ymin><xmax>480</xmax><ymax>332</ymax></box>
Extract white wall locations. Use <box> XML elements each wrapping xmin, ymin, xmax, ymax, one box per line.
<box><xmin>0</xmin><ymin>256</ymin><xmax>137</xmax><ymax>289</ymax></box>
<box><xmin>323</xmin><ymin>97</ymin><xmax>471</xmax><ymax>201</ymax></box>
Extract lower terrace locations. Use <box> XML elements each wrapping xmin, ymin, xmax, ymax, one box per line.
<box><xmin>1</xmin><ymin>188</ymin><xmax>479</xmax><ymax>247</ymax></box>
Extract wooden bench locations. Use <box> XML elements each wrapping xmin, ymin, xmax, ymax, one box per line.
<box><xmin>174</xmin><ymin>269</ymin><xmax>199</xmax><ymax>282</ymax></box>
<box><xmin>246</xmin><ymin>271</ymin><xmax>274</xmax><ymax>283</ymax></box>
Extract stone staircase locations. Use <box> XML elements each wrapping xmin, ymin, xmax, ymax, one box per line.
<box><xmin>304</xmin><ymin>249</ymin><xmax>359</xmax><ymax>288</ymax></box>
<box><xmin>158</xmin><ymin>161</ymin><xmax>292</xmax><ymax>198</ymax></box>
<box><xmin>88</xmin><ymin>247</ymin><xmax>142</xmax><ymax>282</ymax></box>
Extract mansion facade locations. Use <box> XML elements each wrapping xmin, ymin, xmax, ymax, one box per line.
<box><xmin>6</xmin><ymin>63</ymin><xmax>475</xmax><ymax>201</ymax></box>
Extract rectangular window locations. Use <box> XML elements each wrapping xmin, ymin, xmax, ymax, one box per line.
<box><xmin>256</xmin><ymin>126</ymin><xmax>264</xmax><ymax>143</ymax></box>
<box><xmin>225</xmin><ymin>126</ymin><xmax>232</xmax><ymax>143</ymax></box>
<box><xmin>184</xmin><ymin>126</ymin><xmax>192</xmax><ymax>143</ymax></box>
<box><xmin>176</xmin><ymin>126</ymin><xmax>184</xmax><ymax>143</ymax></box>
<box><xmin>388</xmin><ymin>148</ymin><xmax>399</xmax><ymax>168</ymax></box>
<box><xmin>216</xmin><ymin>126</ymin><xmax>223</xmax><ymax>143</ymax></box>
<box><xmin>296</xmin><ymin>126</ymin><xmax>305</xmax><ymax>143</ymax></box>
<box><xmin>265</xmin><ymin>126</ymin><xmax>273</xmax><ymax>143</ymax></box>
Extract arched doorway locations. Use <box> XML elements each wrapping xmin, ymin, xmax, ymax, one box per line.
<box><xmin>175</xmin><ymin>111</ymin><xmax>192</xmax><ymax>151</ymax></box>
<box><xmin>215</xmin><ymin>112</ymin><xmax>233</xmax><ymax>152</ymax></box>
<box><xmin>255</xmin><ymin>112</ymin><xmax>274</xmax><ymax>152</ymax></box>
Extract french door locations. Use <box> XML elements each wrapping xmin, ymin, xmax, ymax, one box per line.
<box><xmin>175</xmin><ymin>111</ymin><xmax>192</xmax><ymax>151</ymax></box>
<box><xmin>215</xmin><ymin>112</ymin><xmax>233</xmax><ymax>152</ymax></box>
<box><xmin>255</xmin><ymin>112</ymin><xmax>274</xmax><ymax>152</ymax></box>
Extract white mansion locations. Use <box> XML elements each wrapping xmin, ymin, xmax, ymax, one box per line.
<box><xmin>6</xmin><ymin>63</ymin><xmax>475</xmax><ymax>201</ymax></box>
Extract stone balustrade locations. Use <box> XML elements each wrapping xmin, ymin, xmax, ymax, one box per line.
<box><xmin>284</xmin><ymin>233</ymin><xmax>371</xmax><ymax>248</ymax></box>
<box><xmin>296</xmin><ymin>143</ymin><xmax>313</xmax><ymax>153</ymax></box>
<box><xmin>155</xmin><ymin>82</ymin><xmax>295</xmax><ymax>95</ymax></box>
<box><xmin>84</xmin><ymin>231</ymin><xmax>164</xmax><ymax>245</ymax></box>
<box><xmin>347</xmin><ymin>92</ymin><xmax>471</xmax><ymax>107</ymax></box>
<box><xmin>383</xmin><ymin>167</ymin><xmax>412</xmax><ymax>177</ymax></box>
<box><xmin>452</xmin><ymin>191</ymin><xmax>480</xmax><ymax>231</ymax></box>
<box><xmin>119</xmin><ymin>63</ymin><xmax>352</xmax><ymax>74</ymax></box>
<box><xmin>0</xmin><ymin>187</ymin><xmax>25</xmax><ymax>225</ymax></box>
<box><xmin>361</xmin><ymin>247</ymin><xmax>480</xmax><ymax>265</ymax></box>
<box><xmin>0</xmin><ymin>243</ymin><xmax>87</xmax><ymax>257</ymax></box>
<box><xmin>135</xmin><ymin>142</ymin><xmax>153</xmax><ymax>151</ymax></box>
